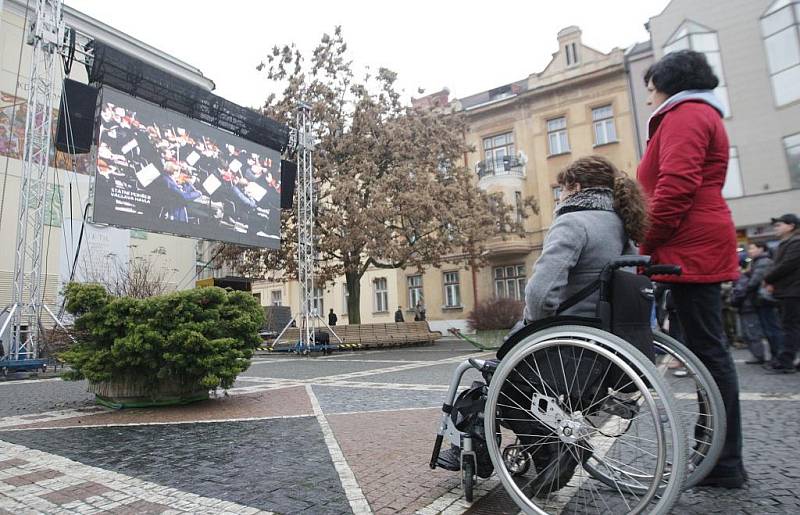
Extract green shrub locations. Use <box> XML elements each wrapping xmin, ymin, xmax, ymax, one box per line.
<box><xmin>467</xmin><ymin>297</ymin><xmax>524</xmax><ymax>331</ymax></box>
<box><xmin>59</xmin><ymin>283</ymin><xmax>264</xmax><ymax>390</ymax></box>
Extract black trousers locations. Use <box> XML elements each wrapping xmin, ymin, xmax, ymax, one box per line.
<box><xmin>669</xmin><ymin>283</ymin><xmax>744</xmax><ymax>476</ymax></box>
<box><xmin>776</xmin><ymin>297</ymin><xmax>800</xmax><ymax>368</ymax></box>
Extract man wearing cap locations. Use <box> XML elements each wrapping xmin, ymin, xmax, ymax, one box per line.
<box><xmin>763</xmin><ymin>214</ymin><xmax>800</xmax><ymax>373</ymax></box>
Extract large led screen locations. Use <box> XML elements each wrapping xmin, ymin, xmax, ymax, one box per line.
<box><xmin>91</xmin><ymin>87</ymin><xmax>282</xmax><ymax>248</ymax></box>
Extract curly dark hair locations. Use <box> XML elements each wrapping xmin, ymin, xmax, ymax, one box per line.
<box><xmin>644</xmin><ymin>50</ymin><xmax>719</xmax><ymax>96</ymax></box>
<box><xmin>557</xmin><ymin>155</ymin><xmax>649</xmax><ymax>243</ymax></box>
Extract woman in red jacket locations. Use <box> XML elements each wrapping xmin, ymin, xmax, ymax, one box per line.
<box><xmin>638</xmin><ymin>50</ymin><xmax>746</xmax><ymax>488</ymax></box>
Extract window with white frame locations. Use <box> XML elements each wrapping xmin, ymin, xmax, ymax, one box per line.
<box><xmin>664</xmin><ymin>21</ymin><xmax>731</xmax><ymax>117</ymax></box>
<box><xmin>552</xmin><ymin>185</ymin><xmax>562</xmax><ymax>202</ymax></box>
<box><xmin>407</xmin><ymin>275</ymin><xmax>423</xmax><ymax>309</ymax></box>
<box><xmin>547</xmin><ymin>117</ymin><xmax>570</xmax><ymax>155</ymax></box>
<box><xmin>271</xmin><ymin>290</ymin><xmax>282</xmax><ymax>306</ymax></box>
<box><xmin>482</xmin><ymin>132</ymin><xmax>515</xmax><ymax>172</ymax></box>
<box><xmin>784</xmin><ymin>132</ymin><xmax>800</xmax><ymax>188</ymax></box>
<box><xmin>592</xmin><ymin>105</ymin><xmax>617</xmax><ymax>145</ymax></box>
<box><xmin>312</xmin><ymin>287</ymin><xmax>324</xmax><ymax>315</ymax></box>
<box><xmin>761</xmin><ymin>0</ymin><xmax>800</xmax><ymax>106</ymax></box>
<box><xmin>373</xmin><ymin>278</ymin><xmax>389</xmax><ymax>313</ymax></box>
<box><xmin>342</xmin><ymin>283</ymin><xmax>349</xmax><ymax>314</ymax></box>
<box><xmin>494</xmin><ymin>265</ymin><xmax>527</xmax><ymax>300</ymax></box>
<box><xmin>443</xmin><ymin>271</ymin><xmax>461</xmax><ymax>308</ymax></box>
<box><xmin>722</xmin><ymin>147</ymin><xmax>744</xmax><ymax>199</ymax></box>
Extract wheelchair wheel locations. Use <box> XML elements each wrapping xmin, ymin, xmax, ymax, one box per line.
<box><xmin>653</xmin><ymin>331</ymin><xmax>726</xmax><ymax>487</ymax></box>
<box><xmin>484</xmin><ymin>325</ymin><xmax>687</xmax><ymax>515</ymax></box>
<box><xmin>584</xmin><ymin>331</ymin><xmax>726</xmax><ymax>491</ymax></box>
<box><xmin>462</xmin><ymin>455</ymin><xmax>475</xmax><ymax>503</ymax></box>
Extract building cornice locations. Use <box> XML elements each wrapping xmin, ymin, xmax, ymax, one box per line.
<box><xmin>4</xmin><ymin>0</ymin><xmax>215</xmax><ymax>92</ymax></box>
<box><xmin>464</xmin><ymin>62</ymin><xmax>626</xmax><ymax>118</ymax></box>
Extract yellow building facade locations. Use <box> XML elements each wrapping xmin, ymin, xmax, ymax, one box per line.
<box><xmin>252</xmin><ymin>26</ymin><xmax>641</xmax><ymax>334</ymax></box>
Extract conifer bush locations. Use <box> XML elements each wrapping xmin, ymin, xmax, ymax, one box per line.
<box><xmin>60</xmin><ymin>283</ymin><xmax>264</xmax><ymax>390</ymax></box>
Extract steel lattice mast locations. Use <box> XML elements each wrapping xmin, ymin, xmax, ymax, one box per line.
<box><xmin>296</xmin><ymin>102</ymin><xmax>315</xmax><ymax>350</ymax></box>
<box><xmin>8</xmin><ymin>0</ymin><xmax>64</xmax><ymax>360</ymax></box>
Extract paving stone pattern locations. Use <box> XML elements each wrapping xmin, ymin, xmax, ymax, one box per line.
<box><xmin>0</xmin><ymin>343</ymin><xmax>798</xmax><ymax>514</ymax></box>
<box><xmin>311</xmin><ymin>385</ymin><xmax>442</xmax><ymax>414</ymax></box>
<box><xmin>0</xmin><ymin>418</ymin><xmax>352</xmax><ymax>514</ymax></box>
<box><xmin>0</xmin><ymin>379</ymin><xmax>94</xmax><ymax>417</ymax></box>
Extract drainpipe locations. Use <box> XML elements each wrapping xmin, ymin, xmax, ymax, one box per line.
<box><xmin>624</xmin><ymin>50</ymin><xmax>645</xmax><ymax>160</ymax></box>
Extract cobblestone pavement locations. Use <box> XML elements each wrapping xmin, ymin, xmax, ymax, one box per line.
<box><xmin>0</xmin><ymin>340</ymin><xmax>798</xmax><ymax>514</ymax></box>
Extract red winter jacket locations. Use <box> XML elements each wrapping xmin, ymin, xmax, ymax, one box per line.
<box><xmin>637</xmin><ymin>98</ymin><xmax>739</xmax><ymax>284</ymax></box>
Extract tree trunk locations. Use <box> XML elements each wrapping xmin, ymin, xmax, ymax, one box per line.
<box><xmin>345</xmin><ymin>270</ymin><xmax>362</xmax><ymax>325</ymax></box>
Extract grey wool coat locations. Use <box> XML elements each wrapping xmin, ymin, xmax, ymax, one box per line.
<box><xmin>524</xmin><ymin>188</ymin><xmax>634</xmax><ymax>322</ymax></box>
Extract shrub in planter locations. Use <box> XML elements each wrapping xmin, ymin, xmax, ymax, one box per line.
<box><xmin>467</xmin><ymin>297</ymin><xmax>524</xmax><ymax>331</ymax></box>
<box><xmin>60</xmin><ymin>283</ymin><xmax>264</xmax><ymax>405</ymax></box>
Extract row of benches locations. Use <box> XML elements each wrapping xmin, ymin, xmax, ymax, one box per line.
<box><xmin>263</xmin><ymin>321</ymin><xmax>442</xmax><ymax>350</ymax></box>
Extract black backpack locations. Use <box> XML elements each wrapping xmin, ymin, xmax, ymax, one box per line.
<box><xmin>557</xmin><ymin>267</ymin><xmax>655</xmax><ymax>363</ymax></box>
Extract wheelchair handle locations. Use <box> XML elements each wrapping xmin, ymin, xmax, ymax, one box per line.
<box><xmin>644</xmin><ymin>264</ymin><xmax>682</xmax><ymax>277</ymax></box>
<box><xmin>606</xmin><ymin>255</ymin><xmax>652</xmax><ymax>270</ymax></box>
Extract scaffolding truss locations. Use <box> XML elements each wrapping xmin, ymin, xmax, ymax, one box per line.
<box><xmin>3</xmin><ymin>0</ymin><xmax>65</xmax><ymax>364</ymax></box>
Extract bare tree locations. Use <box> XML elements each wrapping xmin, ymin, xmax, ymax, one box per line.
<box><xmin>79</xmin><ymin>247</ymin><xmax>172</xmax><ymax>299</ymax></box>
<box><xmin>219</xmin><ymin>27</ymin><xmax>535</xmax><ymax>323</ymax></box>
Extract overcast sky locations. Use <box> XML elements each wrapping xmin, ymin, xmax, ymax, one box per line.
<box><xmin>65</xmin><ymin>0</ymin><xmax>670</xmax><ymax>108</ymax></box>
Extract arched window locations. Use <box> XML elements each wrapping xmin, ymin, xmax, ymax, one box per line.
<box><xmin>664</xmin><ymin>21</ymin><xmax>731</xmax><ymax>117</ymax></box>
<box><xmin>761</xmin><ymin>0</ymin><xmax>800</xmax><ymax>106</ymax></box>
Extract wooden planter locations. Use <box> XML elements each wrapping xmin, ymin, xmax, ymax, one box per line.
<box><xmin>89</xmin><ymin>376</ymin><xmax>209</xmax><ymax>409</ymax></box>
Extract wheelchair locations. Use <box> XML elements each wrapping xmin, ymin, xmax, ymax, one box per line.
<box><xmin>429</xmin><ymin>256</ymin><xmax>726</xmax><ymax>514</ymax></box>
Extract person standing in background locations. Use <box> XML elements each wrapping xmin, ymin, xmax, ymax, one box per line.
<box><xmin>745</xmin><ymin>242</ymin><xmax>783</xmax><ymax>367</ymax></box>
<box><xmin>731</xmin><ymin>262</ymin><xmax>766</xmax><ymax>364</ymax></box>
<box><xmin>763</xmin><ymin>214</ymin><xmax>800</xmax><ymax>373</ymax></box>
<box><xmin>637</xmin><ymin>50</ymin><xmax>745</xmax><ymax>488</ymax></box>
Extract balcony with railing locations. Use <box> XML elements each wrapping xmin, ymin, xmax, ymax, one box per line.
<box><xmin>476</xmin><ymin>155</ymin><xmax>525</xmax><ymax>180</ymax></box>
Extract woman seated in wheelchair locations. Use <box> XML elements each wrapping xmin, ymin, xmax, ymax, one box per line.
<box><xmin>524</xmin><ymin>155</ymin><xmax>647</xmax><ymax>323</ymax></box>
<box><xmin>438</xmin><ymin>155</ymin><xmax>650</xmax><ymax>495</ymax></box>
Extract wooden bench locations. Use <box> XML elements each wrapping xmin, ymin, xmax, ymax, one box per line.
<box><xmin>262</xmin><ymin>321</ymin><xmax>442</xmax><ymax>350</ymax></box>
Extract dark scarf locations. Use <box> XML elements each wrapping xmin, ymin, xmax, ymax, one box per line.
<box><xmin>555</xmin><ymin>187</ymin><xmax>614</xmax><ymax>217</ymax></box>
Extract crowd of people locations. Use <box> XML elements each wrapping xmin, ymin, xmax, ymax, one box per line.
<box><xmin>728</xmin><ymin>215</ymin><xmax>800</xmax><ymax>373</ymax></box>
<box><xmin>94</xmin><ymin>95</ymin><xmax>281</xmax><ymax>242</ymax></box>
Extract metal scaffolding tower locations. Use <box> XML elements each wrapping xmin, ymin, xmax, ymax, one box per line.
<box><xmin>272</xmin><ymin>103</ymin><xmax>340</xmax><ymax>353</ymax></box>
<box><xmin>296</xmin><ymin>102</ymin><xmax>316</xmax><ymax>350</ymax></box>
<box><xmin>0</xmin><ymin>0</ymin><xmax>64</xmax><ymax>367</ymax></box>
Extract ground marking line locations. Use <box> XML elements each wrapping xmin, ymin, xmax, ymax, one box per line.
<box><xmin>415</xmin><ymin>478</ymin><xmax>500</xmax><ymax>515</ymax></box>
<box><xmin>0</xmin><ymin>440</ymin><xmax>274</xmax><ymax>514</ymax></box>
<box><xmin>312</xmin><ymin>380</ymin><xmax>448</xmax><ymax>391</ymax></box>
<box><xmin>675</xmin><ymin>391</ymin><xmax>800</xmax><ymax>401</ymax></box>
<box><xmin>251</xmin><ymin>358</ymin><xmax>430</xmax><ymax>365</ymax></box>
<box><xmin>0</xmin><ymin>407</ymin><xmax>108</xmax><ymax>429</ymax></box>
<box><xmin>329</xmin><ymin>405</ymin><xmax>441</xmax><ymax>417</ymax></box>
<box><xmin>243</xmin><ymin>351</ymin><xmax>490</xmax><ymax>386</ymax></box>
<box><xmin>0</xmin><ymin>383</ymin><xmax>303</xmax><ymax>428</ymax></box>
<box><xmin>0</xmin><ymin>413</ymin><xmax>313</xmax><ymax>432</ymax></box>
<box><xmin>305</xmin><ymin>384</ymin><xmax>372</xmax><ymax>515</ymax></box>
<box><xmin>238</xmin><ymin>375</ymin><xmax>448</xmax><ymax>392</ymax></box>
<box><xmin>0</xmin><ymin>377</ymin><xmax>64</xmax><ymax>386</ymax></box>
